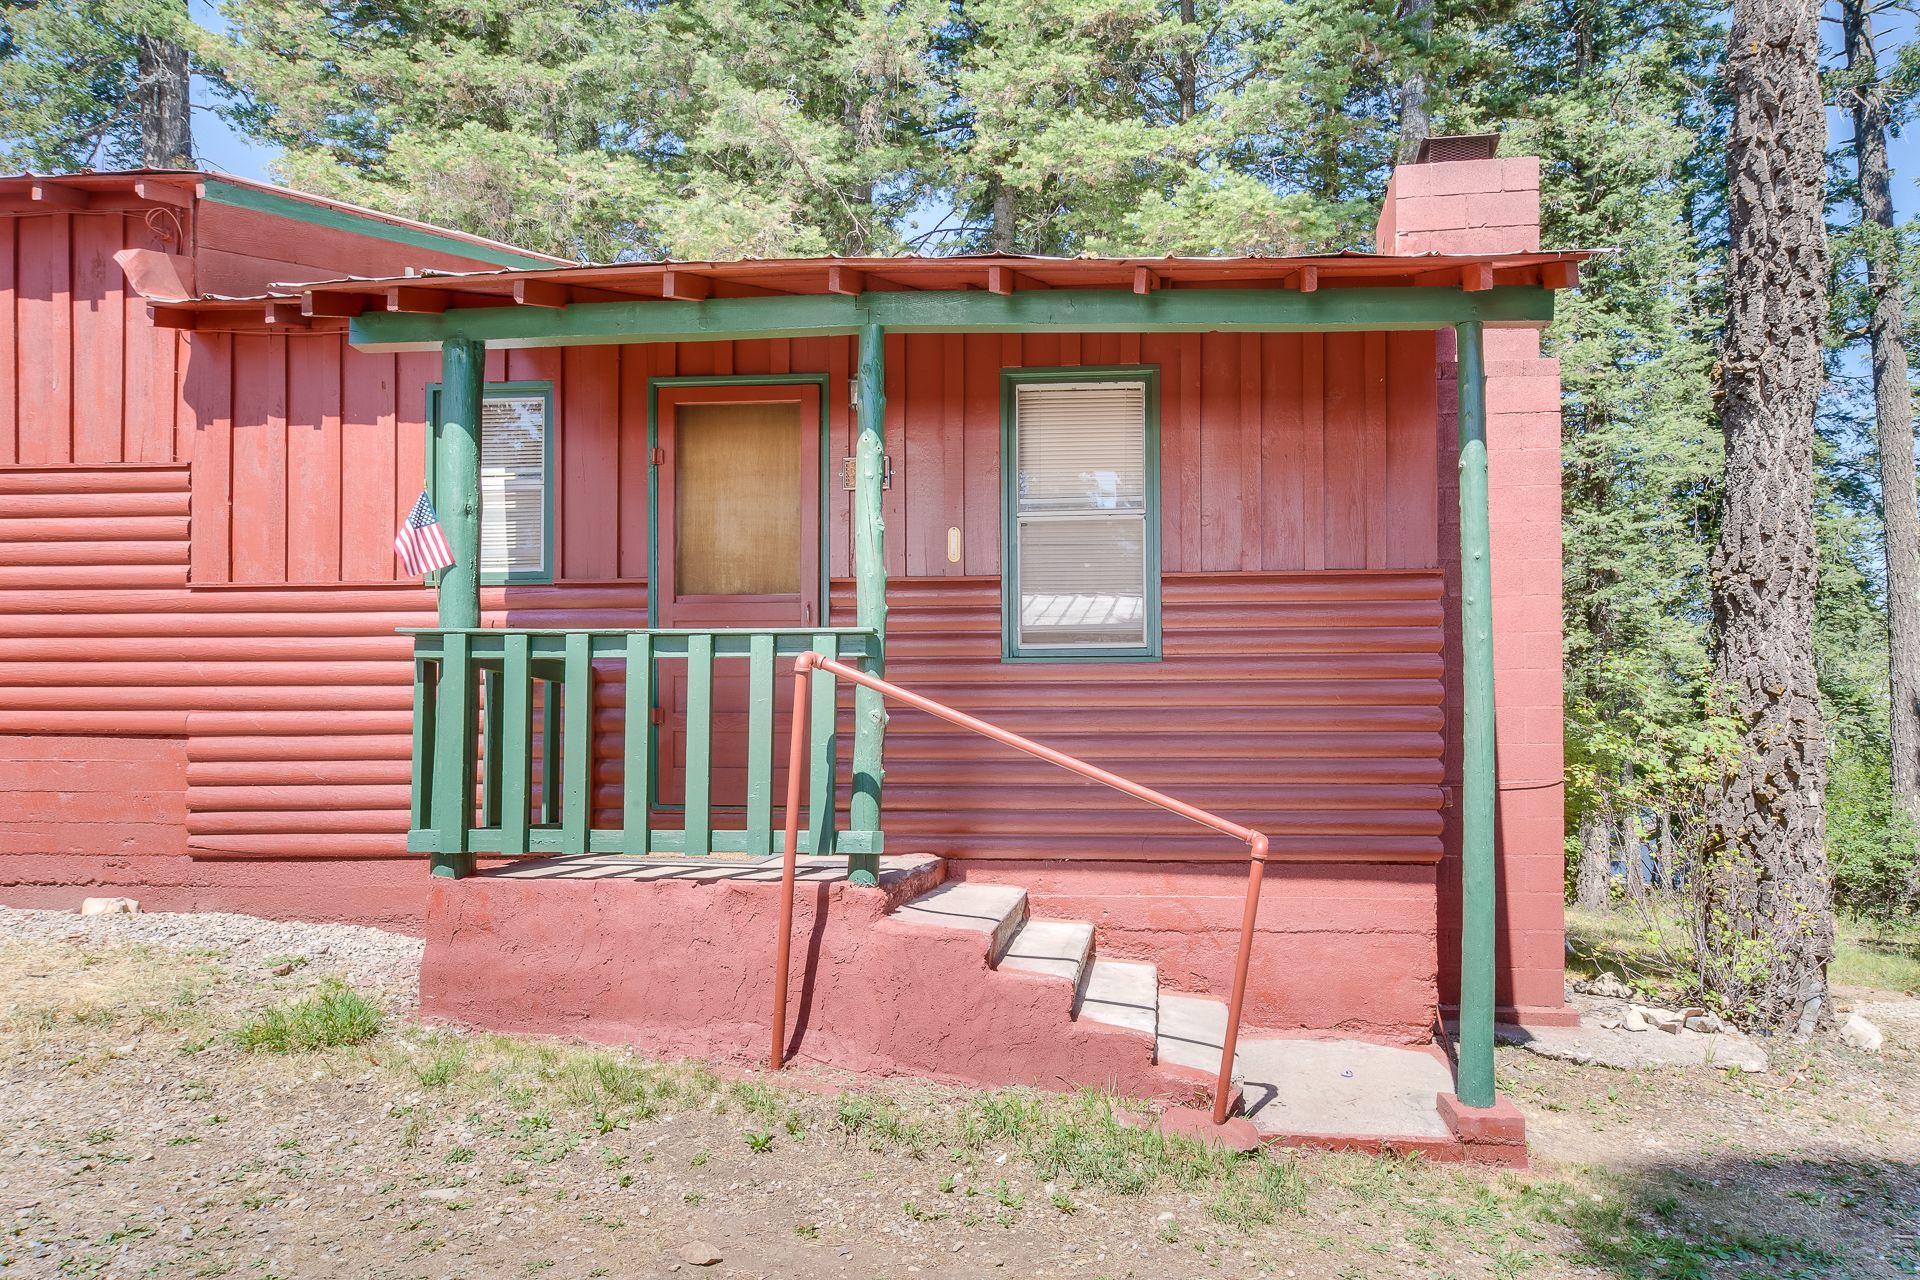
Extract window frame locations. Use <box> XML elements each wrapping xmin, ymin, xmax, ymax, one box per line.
<box><xmin>424</xmin><ymin>379</ymin><xmax>556</xmax><ymax>585</ymax></box>
<box><xmin>999</xmin><ymin>365</ymin><xmax>1163</xmax><ymax>662</ymax></box>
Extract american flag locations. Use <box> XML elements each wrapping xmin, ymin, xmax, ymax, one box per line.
<box><xmin>395</xmin><ymin>489</ymin><xmax>455</xmax><ymax>577</ymax></box>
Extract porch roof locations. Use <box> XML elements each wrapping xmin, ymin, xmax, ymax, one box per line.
<box><xmin>141</xmin><ymin>248</ymin><xmax>1591</xmax><ymax>337</ymax></box>
<box><xmin>284</xmin><ymin>248</ymin><xmax>1590</xmax><ymax>306</ymax></box>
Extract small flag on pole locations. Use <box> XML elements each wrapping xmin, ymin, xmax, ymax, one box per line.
<box><xmin>395</xmin><ymin>489</ymin><xmax>456</xmax><ymax>577</ymax></box>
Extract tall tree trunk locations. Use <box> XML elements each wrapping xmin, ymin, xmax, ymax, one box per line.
<box><xmin>988</xmin><ymin>179</ymin><xmax>1015</xmax><ymax>253</ymax></box>
<box><xmin>1397</xmin><ymin>0</ymin><xmax>1433</xmax><ymax>161</ymax></box>
<box><xmin>136</xmin><ymin>32</ymin><xmax>192</xmax><ymax>169</ymax></box>
<box><xmin>843</xmin><ymin>89</ymin><xmax>876</xmax><ymax>254</ymax></box>
<box><xmin>1177</xmin><ymin>0</ymin><xmax>1199</xmax><ymax>122</ymax></box>
<box><xmin>1619</xmin><ymin>761</ymin><xmax>1646</xmax><ymax>901</ymax></box>
<box><xmin>1699</xmin><ymin>0</ymin><xmax>1834</xmax><ymax>1032</ymax></box>
<box><xmin>1621</xmin><ymin>803</ymin><xmax>1646</xmax><ymax>901</ymax></box>
<box><xmin>1576</xmin><ymin>808</ymin><xmax>1612</xmax><ymax>911</ymax></box>
<box><xmin>1654</xmin><ymin>809</ymin><xmax>1674</xmax><ymax>894</ymax></box>
<box><xmin>1842</xmin><ymin>0</ymin><xmax>1920</xmax><ymax>899</ymax></box>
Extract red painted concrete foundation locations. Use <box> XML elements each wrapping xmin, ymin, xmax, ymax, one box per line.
<box><xmin>0</xmin><ymin>853</ymin><xmax>432</xmax><ymax>933</ymax></box>
<box><xmin>959</xmin><ymin>861</ymin><xmax>1442</xmax><ymax>1042</ymax></box>
<box><xmin>419</xmin><ymin>860</ymin><xmax>1222</xmax><ymax>1104</ymax></box>
<box><xmin>1436</xmin><ymin>1092</ymin><xmax>1530</xmax><ymax>1169</ymax></box>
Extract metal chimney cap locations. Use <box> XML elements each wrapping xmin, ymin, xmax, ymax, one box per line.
<box><xmin>1413</xmin><ymin>133</ymin><xmax>1502</xmax><ymax>164</ymax></box>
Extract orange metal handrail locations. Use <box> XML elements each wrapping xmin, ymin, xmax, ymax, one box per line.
<box><xmin>769</xmin><ymin>651</ymin><xmax>1271</xmax><ymax>1128</ymax></box>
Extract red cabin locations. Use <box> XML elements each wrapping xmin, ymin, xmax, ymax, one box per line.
<box><xmin>0</xmin><ymin>149</ymin><xmax>1577</xmax><ymax>1160</ymax></box>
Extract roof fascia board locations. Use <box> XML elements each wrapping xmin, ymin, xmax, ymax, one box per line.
<box><xmin>198</xmin><ymin>177</ymin><xmax>559</xmax><ymax>271</ymax></box>
<box><xmin>347</xmin><ymin>286</ymin><xmax>1555</xmax><ymax>353</ymax></box>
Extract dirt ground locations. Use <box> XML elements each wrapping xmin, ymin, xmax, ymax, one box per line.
<box><xmin>1</xmin><ymin>907</ymin><xmax>1916</xmax><ymax>1279</ymax></box>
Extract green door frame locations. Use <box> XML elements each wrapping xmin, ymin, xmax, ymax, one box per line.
<box><xmin>643</xmin><ymin>373</ymin><xmax>833</xmax><ymax>630</ymax></box>
<box><xmin>640</xmin><ymin>373</ymin><xmax>834</xmax><ymax>832</ymax></box>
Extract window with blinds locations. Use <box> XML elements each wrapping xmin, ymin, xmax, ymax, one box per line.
<box><xmin>426</xmin><ymin>383</ymin><xmax>551</xmax><ymax>583</ymax></box>
<box><xmin>1007</xmin><ymin>377</ymin><xmax>1157</xmax><ymax>656</ymax></box>
<box><xmin>477</xmin><ymin>393</ymin><xmax>548</xmax><ymax>579</ymax></box>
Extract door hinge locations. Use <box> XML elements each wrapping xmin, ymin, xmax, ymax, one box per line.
<box><xmin>649</xmin><ymin>447</ymin><xmax>665</xmax><ymax>467</ymax></box>
<box><xmin>842</xmin><ymin>454</ymin><xmax>893</xmax><ymax>491</ymax></box>
<box><xmin>650</xmin><ymin>706</ymin><xmax>665</xmax><ymax>726</ymax></box>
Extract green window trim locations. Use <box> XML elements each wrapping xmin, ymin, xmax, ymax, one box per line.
<box><xmin>1000</xmin><ymin>365</ymin><xmax>1163</xmax><ymax>662</ymax></box>
<box><xmin>425</xmin><ymin>380</ymin><xmax>556</xmax><ymax>586</ymax></box>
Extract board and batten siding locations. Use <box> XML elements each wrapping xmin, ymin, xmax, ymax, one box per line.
<box><xmin>0</xmin><ymin>214</ymin><xmax>184</xmax><ymax>468</ymax></box>
<box><xmin>0</xmin><ymin>191</ymin><xmax>533</xmax><ymax>473</ymax></box>
<box><xmin>181</xmin><ymin>329</ymin><xmax>1441</xmax><ymax>586</ymax></box>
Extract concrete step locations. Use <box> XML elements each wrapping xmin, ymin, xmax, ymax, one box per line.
<box><xmin>890</xmin><ymin>881</ymin><xmax>1028</xmax><ymax>959</ymax></box>
<box><xmin>1076</xmin><ymin>957</ymin><xmax>1158</xmax><ymax>1036</ymax></box>
<box><xmin>999</xmin><ymin>918</ymin><xmax>1095</xmax><ymax>986</ymax></box>
<box><xmin>1157</xmin><ymin>992</ymin><xmax>1231</xmax><ymax>1073</ymax></box>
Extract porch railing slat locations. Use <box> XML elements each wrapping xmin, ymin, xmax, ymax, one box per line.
<box><xmin>743</xmin><ymin>633</ymin><xmax>776</xmax><ymax>857</ymax></box>
<box><xmin>807</xmin><ymin>629</ymin><xmax>838</xmax><ymax>858</ymax></box>
<box><xmin>539</xmin><ymin>678</ymin><xmax>561</xmax><ymax>826</ymax></box>
<box><xmin>683</xmin><ymin>632</ymin><xmax>714</xmax><ymax>857</ymax></box>
<box><xmin>410</xmin><ymin>656</ymin><xmax>437</xmax><ymax>834</ymax></box>
<box><xmin>560</xmin><ymin>632</ymin><xmax>592</xmax><ymax>854</ymax></box>
<box><xmin>623</xmin><ymin>632</ymin><xmax>654</xmax><ymax>857</ymax></box>
<box><xmin>481</xmin><ymin>669</ymin><xmax>504</xmax><ymax>828</ymax></box>
<box><xmin>500</xmin><ymin>634</ymin><xmax>532</xmax><ymax>854</ymax></box>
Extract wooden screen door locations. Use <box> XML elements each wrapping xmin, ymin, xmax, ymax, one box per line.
<box><xmin>655</xmin><ymin>384</ymin><xmax>823</xmax><ymax>816</ymax></box>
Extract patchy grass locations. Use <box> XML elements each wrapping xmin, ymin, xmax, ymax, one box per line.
<box><xmin>1830</xmin><ymin>917</ymin><xmax>1920</xmax><ymax>992</ymax></box>
<box><xmin>232</xmin><ymin>980</ymin><xmax>382</xmax><ymax>1053</ymax></box>
<box><xmin>1567</xmin><ymin>904</ymin><xmax>1920</xmax><ymax>999</ymax></box>
<box><xmin>838</xmin><ymin>1084</ymin><xmax>1309</xmax><ymax>1226</ymax></box>
<box><xmin>1552</xmin><ymin>1176</ymin><xmax>1842</xmax><ymax>1279</ymax></box>
<box><xmin>5</xmin><ymin>925</ymin><xmax>1914</xmax><ymax>1277</ymax></box>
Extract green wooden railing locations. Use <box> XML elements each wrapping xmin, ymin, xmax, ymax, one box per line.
<box><xmin>405</xmin><ymin>627</ymin><xmax>882</xmax><ymax>875</ymax></box>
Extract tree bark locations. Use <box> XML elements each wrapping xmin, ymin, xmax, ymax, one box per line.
<box><xmin>1654</xmin><ymin>809</ymin><xmax>1674</xmax><ymax>894</ymax></box>
<box><xmin>988</xmin><ymin>179</ymin><xmax>1015</xmax><ymax>254</ymax></box>
<box><xmin>1699</xmin><ymin>0</ymin><xmax>1834</xmax><ymax>1031</ymax></box>
<box><xmin>1397</xmin><ymin>0</ymin><xmax>1433</xmax><ymax>162</ymax></box>
<box><xmin>1177</xmin><ymin>0</ymin><xmax>1199</xmax><ymax>122</ymax></box>
<box><xmin>1841</xmin><ymin>0</ymin><xmax>1920</xmax><ymax>900</ymax></box>
<box><xmin>136</xmin><ymin>32</ymin><xmax>192</xmax><ymax>169</ymax></box>
<box><xmin>1622</xmin><ymin>815</ymin><xmax>1647</xmax><ymax>901</ymax></box>
<box><xmin>1576</xmin><ymin>808</ymin><xmax>1612</xmax><ymax>911</ymax></box>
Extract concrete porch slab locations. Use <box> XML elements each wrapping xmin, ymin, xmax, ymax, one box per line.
<box><xmin>1238</xmin><ymin>1038</ymin><xmax>1454</xmax><ymax>1141</ymax></box>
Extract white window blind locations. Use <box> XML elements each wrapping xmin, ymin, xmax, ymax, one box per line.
<box><xmin>1012</xmin><ymin>381</ymin><xmax>1150</xmax><ymax>651</ymax></box>
<box><xmin>478</xmin><ymin>394</ymin><xmax>546</xmax><ymax>578</ymax></box>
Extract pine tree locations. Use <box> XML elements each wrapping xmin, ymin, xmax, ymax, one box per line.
<box><xmin>0</xmin><ymin>0</ymin><xmax>193</xmax><ymax>169</ymax></box>
<box><xmin>206</xmin><ymin>0</ymin><xmax>943</xmax><ymax>262</ymax></box>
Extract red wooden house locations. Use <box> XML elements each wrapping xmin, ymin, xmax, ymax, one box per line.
<box><xmin>0</xmin><ymin>147</ymin><xmax>1576</xmax><ymax>1158</ymax></box>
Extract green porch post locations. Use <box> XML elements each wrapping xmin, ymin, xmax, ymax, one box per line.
<box><xmin>848</xmin><ymin>320</ymin><xmax>887</xmax><ymax>885</ymax></box>
<box><xmin>1454</xmin><ymin>319</ymin><xmax>1498</xmax><ymax>1109</ymax></box>
<box><xmin>430</xmin><ymin>336</ymin><xmax>485</xmax><ymax>877</ymax></box>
